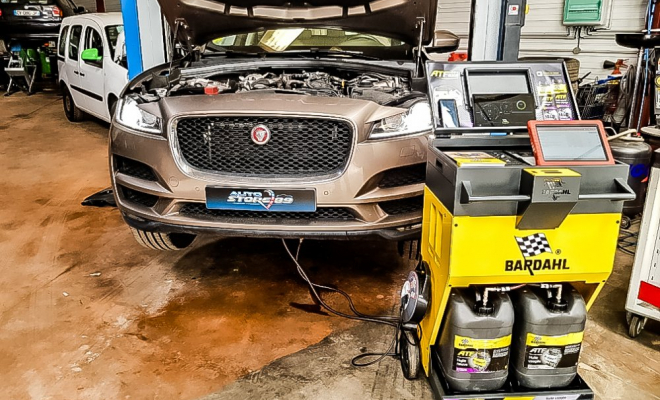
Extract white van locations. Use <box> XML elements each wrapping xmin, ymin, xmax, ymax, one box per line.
<box><xmin>58</xmin><ymin>12</ymin><xmax>127</xmax><ymax>123</ymax></box>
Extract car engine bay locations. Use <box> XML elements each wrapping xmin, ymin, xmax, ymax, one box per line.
<box><xmin>163</xmin><ymin>69</ymin><xmax>414</xmax><ymax>105</ymax></box>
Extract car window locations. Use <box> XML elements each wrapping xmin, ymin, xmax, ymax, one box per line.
<box><xmin>58</xmin><ymin>26</ymin><xmax>69</xmax><ymax>57</ymax></box>
<box><xmin>105</xmin><ymin>25</ymin><xmax>123</xmax><ymax>59</ymax></box>
<box><xmin>84</xmin><ymin>26</ymin><xmax>103</xmax><ymax>54</ymax></box>
<box><xmin>209</xmin><ymin>28</ymin><xmax>410</xmax><ymax>58</ymax></box>
<box><xmin>68</xmin><ymin>25</ymin><xmax>82</xmax><ymax>61</ymax></box>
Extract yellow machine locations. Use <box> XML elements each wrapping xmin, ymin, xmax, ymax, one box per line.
<box><xmin>397</xmin><ymin>61</ymin><xmax>635</xmax><ymax>399</ymax></box>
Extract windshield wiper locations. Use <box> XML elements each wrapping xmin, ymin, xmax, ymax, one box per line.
<box><xmin>281</xmin><ymin>48</ymin><xmax>379</xmax><ymax>60</ymax></box>
<box><xmin>203</xmin><ymin>48</ymin><xmax>263</xmax><ymax>57</ymax></box>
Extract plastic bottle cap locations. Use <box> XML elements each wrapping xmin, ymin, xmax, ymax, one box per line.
<box><xmin>205</xmin><ymin>86</ymin><xmax>219</xmax><ymax>95</ymax></box>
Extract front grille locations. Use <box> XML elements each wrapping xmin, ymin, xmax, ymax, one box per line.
<box><xmin>119</xmin><ymin>185</ymin><xmax>158</xmax><ymax>208</ymax></box>
<box><xmin>378</xmin><ymin>164</ymin><xmax>426</xmax><ymax>188</ymax></box>
<box><xmin>115</xmin><ymin>156</ymin><xmax>157</xmax><ymax>181</ymax></box>
<box><xmin>179</xmin><ymin>203</ymin><xmax>355</xmax><ymax>223</ymax></box>
<box><xmin>175</xmin><ymin>116</ymin><xmax>353</xmax><ymax>177</ymax></box>
<box><xmin>380</xmin><ymin>196</ymin><xmax>424</xmax><ymax>216</ymax></box>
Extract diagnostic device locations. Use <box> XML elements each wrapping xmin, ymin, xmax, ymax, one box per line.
<box><xmin>427</xmin><ymin>61</ymin><xmax>577</xmax><ymax>135</ymax></box>
<box><xmin>528</xmin><ymin>120</ymin><xmax>615</xmax><ymax>166</ymax></box>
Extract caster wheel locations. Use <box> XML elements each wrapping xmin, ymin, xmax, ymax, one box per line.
<box><xmin>621</xmin><ymin>216</ymin><xmax>632</xmax><ymax>230</ymax></box>
<box><xmin>399</xmin><ymin>330</ymin><xmax>421</xmax><ymax>380</ymax></box>
<box><xmin>628</xmin><ymin>314</ymin><xmax>647</xmax><ymax>338</ymax></box>
<box><xmin>626</xmin><ymin>311</ymin><xmax>632</xmax><ymax>325</ymax></box>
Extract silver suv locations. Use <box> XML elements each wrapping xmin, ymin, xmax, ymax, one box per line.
<box><xmin>109</xmin><ymin>0</ymin><xmax>457</xmax><ymax>250</ymax></box>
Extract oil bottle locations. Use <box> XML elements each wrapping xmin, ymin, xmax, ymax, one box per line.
<box><xmin>437</xmin><ymin>288</ymin><xmax>514</xmax><ymax>392</ymax></box>
<box><xmin>511</xmin><ymin>284</ymin><xmax>587</xmax><ymax>389</ymax></box>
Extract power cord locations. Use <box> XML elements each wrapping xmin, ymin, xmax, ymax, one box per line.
<box><xmin>618</xmin><ymin>217</ymin><xmax>640</xmax><ymax>256</ymax></box>
<box><xmin>281</xmin><ymin>239</ymin><xmax>404</xmax><ymax>367</ymax></box>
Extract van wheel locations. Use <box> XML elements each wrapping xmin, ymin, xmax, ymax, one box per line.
<box><xmin>62</xmin><ymin>86</ymin><xmax>84</xmax><ymax>122</ymax></box>
<box><xmin>129</xmin><ymin>227</ymin><xmax>196</xmax><ymax>251</ymax></box>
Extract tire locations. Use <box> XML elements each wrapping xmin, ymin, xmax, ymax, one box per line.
<box><xmin>129</xmin><ymin>227</ymin><xmax>196</xmax><ymax>251</ymax></box>
<box><xmin>62</xmin><ymin>85</ymin><xmax>84</xmax><ymax>122</ymax></box>
<box><xmin>398</xmin><ymin>239</ymin><xmax>421</xmax><ymax>261</ymax></box>
<box><xmin>108</xmin><ymin>95</ymin><xmax>118</xmax><ymax>121</ymax></box>
<box><xmin>399</xmin><ymin>330</ymin><xmax>421</xmax><ymax>380</ymax></box>
<box><xmin>628</xmin><ymin>315</ymin><xmax>647</xmax><ymax>338</ymax></box>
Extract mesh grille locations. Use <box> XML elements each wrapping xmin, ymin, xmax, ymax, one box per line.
<box><xmin>379</xmin><ymin>196</ymin><xmax>424</xmax><ymax>216</ymax></box>
<box><xmin>119</xmin><ymin>185</ymin><xmax>158</xmax><ymax>208</ymax></box>
<box><xmin>179</xmin><ymin>203</ymin><xmax>355</xmax><ymax>223</ymax></box>
<box><xmin>115</xmin><ymin>156</ymin><xmax>157</xmax><ymax>181</ymax></box>
<box><xmin>378</xmin><ymin>164</ymin><xmax>426</xmax><ymax>188</ymax></box>
<box><xmin>175</xmin><ymin>116</ymin><xmax>353</xmax><ymax>177</ymax></box>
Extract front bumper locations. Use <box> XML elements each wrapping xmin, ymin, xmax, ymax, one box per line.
<box><xmin>110</xmin><ymin>108</ymin><xmax>427</xmax><ymax>240</ymax></box>
<box><xmin>121</xmin><ymin>212</ymin><xmax>422</xmax><ymax>241</ymax></box>
<box><xmin>0</xmin><ymin>21</ymin><xmax>60</xmax><ymax>41</ymax></box>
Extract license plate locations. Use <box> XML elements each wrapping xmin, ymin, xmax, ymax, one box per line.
<box><xmin>206</xmin><ymin>188</ymin><xmax>316</xmax><ymax>212</ymax></box>
<box><xmin>14</xmin><ymin>10</ymin><xmax>41</xmax><ymax>17</ymax></box>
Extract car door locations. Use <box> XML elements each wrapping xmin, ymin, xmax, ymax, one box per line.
<box><xmin>64</xmin><ymin>24</ymin><xmax>84</xmax><ymax>108</ymax></box>
<box><xmin>77</xmin><ymin>22</ymin><xmax>106</xmax><ymax>119</ymax></box>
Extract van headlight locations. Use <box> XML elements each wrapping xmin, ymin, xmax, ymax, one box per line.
<box><xmin>369</xmin><ymin>101</ymin><xmax>433</xmax><ymax>140</ymax></box>
<box><xmin>115</xmin><ymin>96</ymin><xmax>162</xmax><ymax>134</ymax></box>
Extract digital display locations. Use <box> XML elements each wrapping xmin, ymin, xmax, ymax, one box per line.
<box><xmin>468</xmin><ymin>71</ymin><xmax>530</xmax><ymax>95</ymax></box>
<box><xmin>536</xmin><ymin>125</ymin><xmax>608</xmax><ymax>161</ymax></box>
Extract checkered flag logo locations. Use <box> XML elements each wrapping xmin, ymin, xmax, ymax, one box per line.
<box><xmin>515</xmin><ymin>233</ymin><xmax>553</xmax><ymax>258</ymax></box>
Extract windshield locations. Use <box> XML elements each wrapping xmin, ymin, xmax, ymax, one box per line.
<box><xmin>105</xmin><ymin>25</ymin><xmax>123</xmax><ymax>59</ymax></box>
<box><xmin>209</xmin><ymin>28</ymin><xmax>410</xmax><ymax>58</ymax></box>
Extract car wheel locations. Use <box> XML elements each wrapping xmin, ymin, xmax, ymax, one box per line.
<box><xmin>129</xmin><ymin>227</ymin><xmax>196</xmax><ymax>251</ymax></box>
<box><xmin>62</xmin><ymin>86</ymin><xmax>84</xmax><ymax>122</ymax></box>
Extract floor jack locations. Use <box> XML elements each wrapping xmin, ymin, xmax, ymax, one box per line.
<box><xmin>397</xmin><ymin>60</ymin><xmax>635</xmax><ymax>399</ymax></box>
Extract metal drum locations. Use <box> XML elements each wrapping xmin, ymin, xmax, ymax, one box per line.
<box><xmin>610</xmin><ymin>139</ymin><xmax>653</xmax><ymax>216</ymax></box>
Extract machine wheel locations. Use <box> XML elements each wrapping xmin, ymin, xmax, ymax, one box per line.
<box><xmin>399</xmin><ymin>330</ymin><xmax>421</xmax><ymax>380</ymax></box>
<box><xmin>628</xmin><ymin>314</ymin><xmax>647</xmax><ymax>338</ymax></box>
<box><xmin>62</xmin><ymin>86</ymin><xmax>84</xmax><ymax>122</ymax></box>
<box><xmin>129</xmin><ymin>227</ymin><xmax>196</xmax><ymax>251</ymax></box>
<box><xmin>620</xmin><ymin>216</ymin><xmax>632</xmax><ymax>230</ymax></box>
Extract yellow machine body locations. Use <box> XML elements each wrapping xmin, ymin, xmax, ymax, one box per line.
<box><xmin>418</xmin><ymin>186</ymin><xmax>621</xmax><ymax>375</ymax></box>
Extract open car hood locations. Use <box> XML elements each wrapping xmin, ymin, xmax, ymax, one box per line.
<box><xmin>157</xmin><ymin>0</ymin><xmax>438</xmax><ymax>47</ymax></box>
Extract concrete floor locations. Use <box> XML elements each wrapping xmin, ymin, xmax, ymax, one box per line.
<box><xmin>0</xmin><ymin>91</ymin><xmax>658</xmax><ymax>400</ymax></box>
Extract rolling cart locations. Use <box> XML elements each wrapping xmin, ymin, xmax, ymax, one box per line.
<box><xmin>397</xmin><ymin>60</ymin><xmax>635</xmax><ymax>400</ymax></box>
<box><xmin>625</xmin><ymin>148</ymin><xmax>660</xmax><ymax>338</ymax></box>
<box><xmin>4</xmin><ymin>46</ymin><xmax>38</xmax><ymax>96</ymax></box>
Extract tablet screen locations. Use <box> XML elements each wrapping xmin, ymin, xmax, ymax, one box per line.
<box><xmin>536</xmin><ymin>125</ymin><xmax>608</xmax><ymax>162</ymax></box>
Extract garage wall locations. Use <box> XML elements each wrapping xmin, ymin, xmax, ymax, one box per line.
<box><xmin>74</xmin><ymin>0</ymin><xmax>122</xmax><ymax>12</ymax></box>
<box><xmin>436</xmin><ymin>0</ymin><xmax>648</xmax><ymax>80</ymax></box>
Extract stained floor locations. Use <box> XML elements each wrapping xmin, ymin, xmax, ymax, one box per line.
<box><xmin>0</xmin><ymin>91</ymin><xmax>658</xmax><ymax>400</ymax></box>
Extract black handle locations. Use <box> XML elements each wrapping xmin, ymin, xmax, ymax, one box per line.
<box><xmin>578</xmin><ymin>178</ymin><xmax>636</xmax><ymax>201</ymax></box>
<box><xmin>460</xmin><ymin>181</ymin><xmax>531</xmax><ymax>204</ymax></box>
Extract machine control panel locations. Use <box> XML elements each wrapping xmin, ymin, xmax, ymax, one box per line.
<box><xmin>427</xmin><ymin>61</ymin><xmax>577</xmax><ymax>134</ymax></box>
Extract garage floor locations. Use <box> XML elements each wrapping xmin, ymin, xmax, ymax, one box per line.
<box><xmin>1</xmin><ymin>91</ymin><xmax>658</xmax><ymax>400</ymax></box>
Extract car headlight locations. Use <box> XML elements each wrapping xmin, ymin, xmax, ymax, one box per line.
<box><xmin>369</xmin><ymin>101</ymin><xmax>433</xmax><ymax>140</ymax></box>
<box><xmin>115</xmin><ymin>96</ymin><xmax>162</xmax><ymax>134</ymax></box>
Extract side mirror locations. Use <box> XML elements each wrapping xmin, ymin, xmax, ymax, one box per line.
<box><xmin>426</xmin><ymin>30</ymin><xmax>460</xmax><ymax>54</ymax></box>
<box><xmin>76</xmin><ymin>6</ymin><xmax>87</xmax><ymax>13</ymax></box>
<box><xmin>81</xmin><ymin>48</ymin><xmax>102</xmax><ymax>63</ymax></box>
